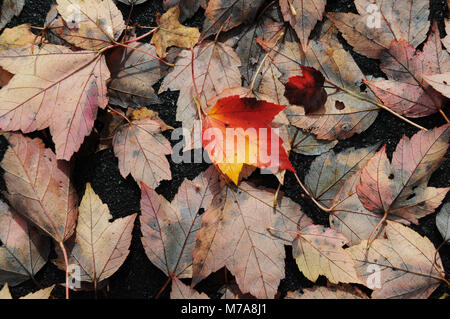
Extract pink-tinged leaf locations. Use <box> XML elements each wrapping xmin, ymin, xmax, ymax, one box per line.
<box><xmin>356</xmin><ymin>124</ymin><xmax>450</xmax><ymax>224</ymax></box>
<box><xmin>328</xmin><ymin>0</ymin><xmax>430</xmax><ymax>59</ymax></box>
<box><xmin>293</xmin><ymin>225</ymin><xmax>362</xmax><ymax>284</ymax></box>
<box><xmin>1</xmin><ymin>133</ymin><xmax>78</xmax><ymax>243</ymax></box>
<box><xmin>365</xmin><ymin>26</ymin><xmax>450</xmax><ymax>118</ymax></box>
<box><xmin>192</xmin><ymin>182</ymin><xmax>313</xmax><ymax>299</ymax></box>
<box><xmin>170</xmin><ymin>276</ymin><xmax>209</xmax><ymax>299</ymax></box>
<box><xmin>113</xmin><ymin>116</ymin><xmax>173</xmax><ymax>189</ymax></box>
<box><xmin>0</xmin><ymin>201</ymin><xmax>50</xmax><ymax>286</ymax></box>
<box><xmin>55</xmin><ymin>184</ymin><xmax>136</xmax><ymax>284</ymax></box>
<box><xmin>279</xmin><ymin>0</ymin><xmax>326</xmax><ymax>51</ymax></box>
<box><xmin>140</xmin><ymin>166</ymin><xmax>222</xmax><ymax>278</ymax></box>
<box><xmin>348</xmin><ymin>221</ymin><xmax>445</xmax><ymax>299</ymax></box>
<box><xmin>0</xmin><ymin>43</ymin><xmax>110</xmax><ymax>160</ymax></box>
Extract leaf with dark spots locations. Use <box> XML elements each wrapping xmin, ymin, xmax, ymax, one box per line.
<box><xmin>293</xmin><ymin>225</ymin><xmax>361</xmax><ymax>284</ymax></box>
<box><xmin>356</xmin><ymin>124</ymin><xmax>450</xmax><ymax>224</ymax></box>
<box><xmin>113</xmin><ymin>114</ymin><xmax>173</xmax><ymax>189</ymax></box>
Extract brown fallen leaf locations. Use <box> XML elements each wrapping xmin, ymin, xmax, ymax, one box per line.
<box><xmin>0</xmin><ymin>42</ymin><xmax>110</xmax><ymax>160</ymax></box>
<box><xmin>107</xmin><ymin>41</ymin><xmax>169</xmax><ymax>108</ymax></box>
<box><xmin>0</xmin><ymin>24</ymin><xmax>39</xmax><ymax>52</ymax></box>
<box><xmin>365</xmin><ymin>25</ymin><xmax>450</xmax><ymax>118</ymax></box>
<box><xmin>49</xmin><ymin>0</ymin><xmax>125</xmax><ymax>50</ymax></box>
<box><xmin>113</xmin><ymin>113</ymin><xmax>173</xmax><ymax>189</ymax></box>
<box><xmin>436</xmin><ymin>203</ymin><xmax>450</xmax><ymax>242</ymax></box>
<box><xmin>258</xmin><ymin>23</ymin><xmax>379</xmax><ymax>140</ymax></box>
<box><xmin>159</xmin><ymin>41</ymin><xmax>241</xmax><ymax>151</ymax></box>
<box><xmin>202</xmin><ymin>0</ymin><xmax>266</xmax><ymax>39</ymax></box>
<box><xmin>192</xmin><ymin>182</ymin><xmax>313</xmax><ymax>299</ymax></box>
<box><xmin>0</xmin><ymin>283</ymin><xmax>55</xmax><ymax>299</ymax></box>
<box><xmin>118</xmin><ymin>0</ymin><xmax>148</xmax><ymax>5</ymax></box>
<box><xmin>55</xmin><ymin>184</ymin><xmax>136</xmax><ymax>287</ymax></box>
<box><xmin>151</xmin><ymin>6</ymin><xmax>200</xmax><ymax>57</ymax></box>
<box><xmin>356</xmin><ymin>124</ymin><xmax>450</xmax><ymax>224</ymax></box>
<box><xmin>1</xmin><ymin>133</ymin><xmax>78</xmax><ymax>243</ymax></box>
<box><xmin>0</xmin><ymin>201</ymin><xmax>50</xmax><ymax>287</ymax></box>
<box><xmin>293</xmin><ymin>225</ymin><xmax>362</xmax><ymax>285</ymax></box>
<box><xmin>305</xmin><ymin>145</ymin><xmax>379</xmax><ymax>208</ymax></box>
<box><xmin>279</xmin><ymin>0</ymin><xmax>326</xmax><ymax>51</ymax></box>
<box><xmin>286</xmin><ymin>284</ymin><xmax>367</xmax><ymax>299</ymax></box>
<box><xmin>140</xmin><ymin>166</ymin><xmax>221</xmax><ymax>278</ymax></box>
<box><xmin>348</xmin><ymin>221</ymin><xmax>445</xmax><ymax>298</ymax></box>
<box><xmin>0</xmin><ymin>0</ymin><xmax>25</xmax><ymax>30</ymax></box>
<box><xmin>170</xmin><ymin>276</ymin><xmax>209</xmax><ymax>299</ymax></box>
<box><xmin>328</xmin><ymin>0</ymin><xmax>430</xmax><ymax>59</ymax></box>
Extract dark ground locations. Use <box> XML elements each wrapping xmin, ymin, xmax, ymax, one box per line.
<box><xmin>0</xmin><ymin>0</ymin><xmax>449</xmax><ymax>299</ymax></box>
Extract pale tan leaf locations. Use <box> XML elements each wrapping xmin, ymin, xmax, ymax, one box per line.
<box><xmin>113</xmin><ymin>116</ymin><xmax>172</xmax><ymax>189</ymax></box>
<box><xmin>1</xmin><ymin>133</ymin><xmax>78</xmax><ymax>243</ymax></box>
<box><xmin>436</xmin><ymin>203</ymin><xmax>450</xmax><ymax>242</ymax></box>
<box><xmin>286</xmin><ymin>284</ymin><xmax>367</xmax><ymax>299</ymax></box>
<box><xmin>293</xmin><ymin>225</ymin><xmax>362</xmax><ymax>284</ymax></box>
<box><xmin>0</xmin><ymin>283</ymin><xmax>12</xmax><ymax>299</ymax></box>
<box><xmin>170</xmin><ymin>276</ymin><xmax>209</xmax><ymax>299</ymax></box>
<box><xmin>151</xmin><ymin>6</ymin><xmax>200</xmax><ymax>57</ymax></box>
<box><xmin>52</xmin><ymin>0</ymin><xmax>125</xmax><ymax>50</ymax></box>
<box><xmin>348</xmin><ymin>221</ymin><xmax>445</xmax><ymax>298</ymax></box>
<box><xmin>279</xmin><ymin>0</ymin><xmax>326</xmax><ymax>50</ymax></box>
<box><xmin>20</xmin><ymin>285</ymin><xmax>55</xmax><ymax>299</ymax></box>
<box><xmin>55</xmin><ymin>184</ymin><xmax>136</xmax><ymax>284</ymax></box>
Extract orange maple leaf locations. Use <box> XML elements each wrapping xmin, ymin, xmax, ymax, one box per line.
<box><xmin>202</xmin><ymin>95</ymin><xmax>295</xmax><ymax>184</ymax></box>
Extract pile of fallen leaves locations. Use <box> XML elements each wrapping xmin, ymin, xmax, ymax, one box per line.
<box><xmin>0</xmin><ymin>0</ymin><xmax>449</xmax><ymax>300</ymax></box>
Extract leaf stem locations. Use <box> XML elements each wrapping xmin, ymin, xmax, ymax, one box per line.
<box><xmin>58</xmin><ymin>241</ymin><xmax>70</xmax><ymax>299</ymax></box>
<box><xmin>155</xmin><ymin>277</ymin><xmax>172</xmax><ymax>299</ymax></box>
<box><xmin>439</xmin><ymin>109</ymin><xmax>450</xmax><ymax>123</ymax></box>
<box><xmin>293</xmin><ymin>172</ymin><xmax>331</xmax><ymax>212</ymax></box>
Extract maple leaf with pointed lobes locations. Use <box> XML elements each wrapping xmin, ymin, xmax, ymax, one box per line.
<box><xmin>327</xmin><ymin>0</ymin><xmax>430</xmax><ymax>59</ymax></box>
<box><xmin>365</xmin><ymin>24</ymin><xmax>450</xmax><ymax>118</ymax></box>
<box><xmin>54</xmin><ymin>184</ymin><xmax>136</xmax><ymax>286</ymax></box>
<box><xmin>279</xmin><ymin>0</ymin><xmax>326</xmax><ymax>51</ymax></box>
<box><xmin>202</xmin><ymin>95</ymin><xmax>295</xmax><ymax>184</ymax></box>
<box><xmin>192</xmin><ymin>182</ymin><xmax>313</xmax><ymax>299</ymax></box>
<box><xmin>284</xmin><ymin>66</ymin><xmax>327</xmax><ymax>114</ymax></box>
<box><xmin>140</xmin><ymin>166</ymin><xmax>221</xmax><ymax>278</ymax></box>
<box><xmin>356</xmin><ymin>124</ymin><xmax>450</xmax><ymax>225</ymax></box>
<box><xmin>349</xmin><ymin>221</ymin><xmax>445</xmax><ymax>299</ymax></box>
<box><xmin>0</xmin><ymin>40</ymin><xmax>110</xmax><ymax>160</ymax></box>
